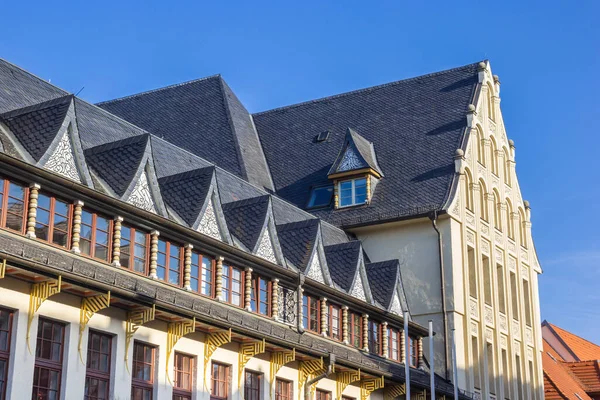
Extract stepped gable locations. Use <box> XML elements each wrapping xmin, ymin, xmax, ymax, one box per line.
<box><xmin>0</xmin><ymin>95</ymin><xmax>72</xmax><ymax>161</ymax></box>
<box><xmin>253</xmin><ymin>62</ymin><xmax>481</xmax><ymax>227</ymax></box>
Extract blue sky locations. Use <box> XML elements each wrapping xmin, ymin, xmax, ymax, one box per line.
<box><xmin>1</xmin><ymin>1</ymin><xmax>599</xmax><ymax>341</ymax></box>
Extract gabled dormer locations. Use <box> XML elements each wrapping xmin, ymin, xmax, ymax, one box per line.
<box><xmin>326</xmin><ymin>128</ymin><xmax>383</xmax><ymax>209</ymax></box>
<box><xmin>325</xmin><ymin>241</ymin><xmax>373</xmax><ymax>303</ymax></box>
<box><xmin>0</xmin><ymin>95</ymin><xmax>93</xmax><ymax>186</ymax></box>
<box><xmin>366</xmin><ymin>260</ymin><xmax>411</xmax><ymax>318</ymax></box>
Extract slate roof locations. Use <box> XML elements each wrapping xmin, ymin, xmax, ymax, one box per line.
<box><xmin>97</xmin><ymin>75</ymin><xmax>274</xmax><ymax>191</ymax></box>
<box><xmin>253</xmin><ymin>62</ymin><xmax>481</xmax><ymax>227</ymax></box>
<box><xmin>366</xmin><ymin>260</ymin><xmax>400</xmax><ymax>309</ymax></box>
<box><xmin>222</xmin><ymin>195</ymin><xmax>271</xmax><ymax>251</ymax></box>
<box><xmin>277</xmin><ymin>219</ymin><xmax>320</xmax><ymax>271</ymax></box>
<box><xmin>0</xmin><ymin>95</ymin><xmax>72</xmax><ymax>161</ymax></box>
<box><xmin>324</xmin><ymin>241</ymin><xmax>362</xmax><ymax>291</ymax></box>
<box><xmin>328</xmin><ymin>128</ymin><xmax>383</xmax><ymax>176</ymax></box>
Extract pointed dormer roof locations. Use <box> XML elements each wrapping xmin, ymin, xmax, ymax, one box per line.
<box><xmin>277</xmin><ymin>219</ymin><xmax>320</xmax><ymax>271</ymax></box>
<box><xmin>327</xmin><ymin>128</ymin><xmax>383</xmax><ymax>178</ymax></box>
<box><xmin>0</xmin><ymin>95</ymin><xmax>72</xmax><ymax>161</ymax></box>
<box><xmin>366</xmin><ymin>260</ymin><xmax>410</xmax><ymax>316</ymax></box>
<box><xmin>324</xmin><ymin>241</ymin><xmax>362</xmax><ymax>292</ymax></box>
<box><xmin>222</xmin><ymin>195</ymin><xmax>271</xmax><ymax>252</ymax></box>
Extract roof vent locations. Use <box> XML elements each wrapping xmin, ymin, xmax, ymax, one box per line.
<box><xmin>316</xmin><ymin>130</ymin><xmax>330</xmax><ymax>142</ymax></box>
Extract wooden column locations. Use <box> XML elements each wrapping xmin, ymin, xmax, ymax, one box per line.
<box><xmin>71</xmin><ymin>200</ymin><xmax>84</xmax><ymax>254</ymax></box>
<box><xmin>342</xmin><ymin>305</ymin><xmax>349</xmax><ymax>345</ymax></box>
<box><xmin>111</xmin><ymin>216</ymin><xmax>123</xmax><ymax>267</ymax></box>
<box><xmin>401</xmin><ymin>329</ymin><xmax>406</xmax><ymax>362</ymax></box>
<box><xmin>272</xmin><ymin>278</ymin><xmax>279</xmax><ymax>321</ymax></box>
<box><xmin>149</xmin><ymin>230</ymin><xmax>160</xmax><ymax>279</ymax></box>
<box><xmin>25</xmin><ymin>183</ymin><xmax>40</xmax><ymax>239</ymax></box>
<box><xmin>245</xmin><ymin>268</ymin><xmax>253</xmax><ymax>311</ymax></box>
<box><xmin>362</xmin><ymin>314</ymin><xmax>369</xmax><ymax>351</ymax></box>
<box><xmin>382</xmin><ymin>322</ymin><xmax>389</xmax><ymax>359</ymax></box>
<box><xmin>215</xmin><ymin>256</ymin><xmax>224</xmax><ymax>301</ymax></box>
<box><xmin>418</xmin><ymin>337</ymin><xmax>424</xmax><ymax>368</ymax></box>
<box><xmin>183</xmin><ymin>244</ymin><xmax>193</xmax><ymax>291</ymax></box>
<box><xmin>320</xmin><ymin>297</ymin><xmax>328</xmax><ymax>336</ymax></box>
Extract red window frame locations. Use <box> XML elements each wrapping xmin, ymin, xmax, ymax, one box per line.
<box><xmin>0</xmin><ymin>177</ymin><xmax>27</xmax><ymax>234</ymax></box>
<box><xmin>275</xmin><ymin>378</ymin><xmax>292</xmax><ymax>400</ymax></box>
<box><xmin>328</xmin><ymin>304</ymin><xmax>341</xmax><ymax>341</ymax></box>
<box><xmin>0</xmin><ymin>308</ymin><xmax>13</xmax><ymax>400</ymax></box>
<box><xmin>349</xmin><ymin>313</ymin><xmax>362</xmax><ymax>348</ymax></box>
<box><xmin>244</xmin><ymin>370</ymin><xmax>262</xmax><ymax>400</ymax></box>
<box><xmin>211</xmin><ymin>362</ymin><xmax>230</xmax><ymax>400</ymax></box>
<box><xmin>80</xmin><ymin>209</ymin><xmax>112</xmax><ymax>262</ymax></box>
<box><xmin>131</xmin><ymin>341</ymin><xmax>155</xmax><ymax>400</ymax></box>
<box><xmin>84</xmin><ymin>330</ymin><xmax>112</xmax><ymax>400</ymax></box>
<box><xmin>250</xmin><ymin>275</ymin><xmax>271</xmax><ymax>316</ymax></box>
<box><xmin>156</xmin><ymin>239</ymin><xmax>183</xmax><ymax>286</ymax></box>
<box><xmin>191</xmin><ymin>251</ymin><xmax>215</xmax><ymax>297</ymax></box>
<box><xmin>35</xmin><ymin>193</ymin><xmax>72</xmax><ymax>248</ymax></box>
<box><xmin>387</xmin><ymin>327</ymin><xmax>401</xmax><ymax>361</ymax></box>
<box><xmin>368</xmin><ymin>320</ymin><xmax>381</xmax><ymax>356</ymax></box>
<box><xmin>222</xmin><ymin>265</ymin><xmax>243</xmax><ymax>307</ymax></box>
<box><xmin>302</xmin><ymin>294</ymin><xmax>320</xmax><ymax>333</ymax></box>
<box><xmin>120</xmin><ymin>225</ymin><xmax>149</xmax><ymax>275</ymax></box>
<box><xmin>32</xmin><ymin>318</ymin><xmax>65</xmax><ymax>400</ymax></box>
<box><xmin>173</xmin><ymin>352</ymin><xmax>194</xmax><ymax>400</ymax></box>
<box><xmin>316</xmin><ymin>389</ymin><xmax>331</xmax><ymax>400</ymax></box>
<box><xmin>409</xmin><ymin>337</ymin><xmax>418</xmax><ymax>367</ymax></box>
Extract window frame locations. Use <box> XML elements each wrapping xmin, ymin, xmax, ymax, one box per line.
<box><xmin>33</xmin><ymin>318</ymin><xmax>65</xmax><ymax>400</ymax></box>
<box><xmin>173</xmin><ymin>352</ymin><xmax>194</xmax><ymax>400</ymax></box>
<box><xmin>0</xmin><ymin>177</ymin><xmax>28</xmax><ymax>234</ymax></box>
<box><xmin>84</xmin><ymin>330</ymin><xmax>112</xmax><ymax>400</ymax></box>
<box><xmin>244</xmin><ymin>370</ymin><xmax>262</xmax><ymax>400</ymax></box>
<box><xmin>80</xmin><ymin>209</ymin><xmax>113</xmax><ymax>262</ymax></box>
<box><xmin>250</xmin><ymin>275</ymin><xmax>271</xmax><ymax>317</ymax></box>
<box><xmin>328</xmin><ymin>304</ymin><xmax>341</xmax><ymax>341</ymax></box>
<box><xmin>302</xmin><ymin>294</ymin><xmax>320</xmax><ymax>333</ymax></box>
<box><xmin>0</xmin><ymin>308</ymin><xmax>13</xmax><ymax>400</ymax></box>
<box><xmin>368</xmin><ymin>320</ymin><xmax>381</xmax><ymax>356</ymax></box>
<box><xmin>338</xmin><ymin>177</ymin><xmax>368</xmax><ymax>208</ymax></box>
<box><xmin>120</xmin><ymin>225</ymin><xmax>150</xmax><ymax>275</ymax></box>
<box><xmin>275</xmin><ymin>378</ymin><xmax>293</xmax><ymax>400</ymax></box>
<box><xmin>387</xmin><ymin>327</ymin><xmax>401</xmax><ymax>362</ymax></box>
<box><xmin>190</xmin><ymin>251</ymin><xmax>215</xmax><ymax>298</ymax></box>
<box><xmin>306</xmin><ymin>185</ymin><xmax>334</xmax><ymax>209</ymax></box>
<box><xmin>316</xmin><ymin>389</ymin><xmax>331</xmax><ymax>400</ymax></box>
<box><xmin>131</xmin><ymin>341</ymin><xmax>155</xmax><ymax>400</ymax></box>
<box><xmin>222</xmin><ymin>264</ymin><xmax>244</xmax><ymax>308</ymax></box>
<box><xmin>409</xmin><ymin>336</ymin><xmax>418</xmax><ymax>368</ymax></box>
<box><xmin>210</xmin><ymin>362</ymin><xmax>230</xmax><ymax>400</ymax></box>
<box><xmin>349</xmin><ymin>312</ymin><xmax>362</xmax><ymax>349</ymax></box>
<box><xmin>156</xmin><ymin>239</ymin><xmax>183</xmax><ymax>286</ymax></box>
<box><xmin>35</xmin><ymin>192</ymin><xmax>72</xmax><ymax>249</ymax></box>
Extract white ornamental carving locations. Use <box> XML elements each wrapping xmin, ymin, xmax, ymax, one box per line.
<box><xmin>471</xmin><ymin>322</ymin><xmax>478</xmax><ymax>335</ymax></box>
<box><xmin>350</xmin><ymin>270</ymin><xmax>366</xmax><ymax>301</ymax></box>
<box><xmin>390</xmin><ymin>293</ymin><xmax>402</xmax><ymax>315</ymax></box>
<box><xmin>481</xmin><ymin>223</ymin><xmax>490</xmax><ymax>236</ymax></box>
<box><xmin>255</xmin><ymin>228</ymin><xmax>277</xmax><ymax>264</ymax></box>
<box><xmin>509</xmin><ymin>257</ymin><xmax>517</xmax><ymax>272</ymax></box>
<box><xmin>525</xmin><ymin>326</ymin><xmax>533</xmax><ymax>345</ymax></box>
<box><xmin>512</xmin><ymin>320</ymin><xmax>521</xmax><ymax>338</ymax></box>
<box><xmin>473</xmin><ymin>389</ymin><xmax>482</xmax><ymax>400</ymax></box>
<box><xmin>337</xmin><ymin>147</ymin><xmax>363</xmax><ymax>172</ymax></box>
<box><xmin>197</xmin><ymin>197</ymin><xmax>221</xmax><ymax>240</ymax></box>
<box><xmin>500</xmin><ymin>335</ymin><xmax>507</xmax><ymax>348</ymax></box>
<box><xmin>521</xmin><ymin>249</ymin><xmax>528</xmax><ymax>259</ymax></box>
<box><xmin>499</xmin><ymin>314</ymin><xmax>508</xmax><ymax>332</ymax></box>
<box><xmin>486</xmin><ymin>328</ymin><xmax>493</xmax><ymax>342</ymax></box>
<box><xmin>478</xmin><ymin>163</ymin><xmax>486</xmax><ymax>177</ymax></box>
<box><xmin>484</xmin><ymin>305</ymin><xmax>494</xmax><ymax>326</ymax></box>
<box><xmin>466</xmin><ymin>212</ymin><xmax>475</xmax><ymax>227</ymax></box>
<box><xmin>495</xmin><ymin>249</ymin><xmax>503</xmax><ymax>263</ymax></box>
<box><xmin>492</xmin><ymin>175</ymin><xmax>499</xmax><ymax>188</ymax></box>
<box><xmin>44</xmin><ymin>129</ymin><xmax>81</xmax><ymax>183</ymax></box>
<box><xmin>482</xmin><ymin>240</ymin><xmax>490</xmax><ymax>255</ymax></box>
<box><xmin>508</xmin><ymin>241</ymin><xmax>516</xmax><ymax>253</ymax></box>
<box><xmin>451</xmin><ymin>194</ymin><xmax>460</xmax><ymax>217</ymax></box>
<box><xmin>127</xmin><ymin>171</ymin><xmax>156</xmax><ymax>213</ymax></box>
<box><xmin>522</xmin><ymin>266</ymin><xmax>528</xmax><ymax>279</ymax></box>
<box><xmin>467</xmin><ymin>230</ymin><xmax>475</xmax><ymax>246</ymax></box>
<box><xmin>470</xmin><ymin>297</ymin><xmax>479</xmax><ymax>320</ymax></box>
<box><xmin>305</xmin><ymin>252</ymin><xmax>325</xmax><ymax>284</ymax></box>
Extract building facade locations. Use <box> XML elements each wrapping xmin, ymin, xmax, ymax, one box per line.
<box><xmin>0</xmin><ymin>59</ymin><xmax>464</xmax><ymax>400</ymax></box>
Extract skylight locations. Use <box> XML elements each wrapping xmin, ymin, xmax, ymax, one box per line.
<box><xmin>307</xmin><ymin>186</ymin><xmax>333</xmax><ymax>209</ymax></box>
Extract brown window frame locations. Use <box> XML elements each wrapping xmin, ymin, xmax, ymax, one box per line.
<box><xmin>120</xmin><ymin>225</ymin><xmax>149</xmax><ymax>275</ymax></box>
<box><xmin>387</xmin><ymin>327</ymin><xmax>401</xmax><ymax>362</ymax></box>
<box><xmin>210</xmin><ymin>362</ymin><xmax>230</xmax><ymax>400</ymax></box>
<box><xmin>131</xmin><ymin>341</ymin><xmax>155</xmax><ymax>400</ymax></box>
<box><xmin>190</xmin><ymin>251</ymin><xmax>215</xmax><ymax>297</ymax></box>
<box><xmin>244</xmin><ymin>370</ymin><xmax>262</xmax><ymax>400</ymax></box>
<box><xmin>328</xmin><ymin>304</ymin><xmax>341</xmax><ymax>341</ymax></box>
<box><xmin>349</xmin><ymin>312</ymin><xmax>362</xmax><ymax>349</ymax></box>
<box><xmin>32</xmin><ymin>318</ymin><xmax>65</xmax><ymax>400</ymax></box>
<box><xmin>35</xmin><ymin>192</ymin><xmax>72</xmax><ymax>249</ymax></box>
<box><xmin>0</xmin><ymin>308</ymin><xmax>13</xmax><ymax>400</ymax></box>
<box><xmin>250</xmin><ymin>275</ymin><xmax>271</xmax><ymax>317</ymax></box>
<box><xmin>316</xmin><ymin>389</ymin><xmax>331</xmax><ymax>400</ymax></box>
<box><xmin>80</xmin><ymin>209</ymin><xmax>113</xmax><ymax>262</ymax></box>
<box><xmin>368</xmin><ymin>320</ymin><xmax>381</xmax><ymax>356</ymax></box>
<box><xmin>173</xmin><ymin>352</ymin><xmax>194</xmax><ymax>400</ymax></box>
<box><xmin>84</xmin><ymin>330</ymin><xmax>112</xmax><ymax>400</ymax></box>
<box><xmin>409</xmin><ymin>337</ymin><xmax>418</xmax><ymax>368</ymax></box>
<box><xmin>302</xmin><ymin>294</ymin><xmax>320</xmax><ymax>333</ymax></box>
<box><xmin>275</xmin><ymin>378</ymin><xmax>293</xmax><ymax>400</ymax></box>
<box><xmin>0</xmin><ymin>177</ymin><xmax>27</xmax><ymax>234</ymax></box>
<box><xmin>222</xmin><ymin>264</ymin><xmax>244</xmax><ymax>308</ymax></box>
<box><xmin>156</xmin><ymin>239</ymin><xmax>183</xmax><ymax>286</ymax></box>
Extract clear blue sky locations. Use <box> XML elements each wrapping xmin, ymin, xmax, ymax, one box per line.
<box><xmin>1</xmin><ymin>1</ymin><xmax>599</xmax><ymax>341</ymax></box>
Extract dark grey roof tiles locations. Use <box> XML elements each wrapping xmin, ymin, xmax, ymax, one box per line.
<box><xmin>366</xmin><ymin>260</ymin><xmax>400</xmax><ymax>309</ymax></box>
<box><xmin>328</xmin><ymin>128</ymin><xmax>382</xmax><ymax>176</ymax></box>
<box><xmin>222</xmin><ymin>195</ymin><xmax>270</xmax><ymax>251</ymax></box>
<box><xmin>150</xmin><ymin>136</ymin><xmax>213</xmax><ymax>179</ymax></box>
<box><xmin>84</xmin><ymin>134</ymin><xmax>149</xmax><ymax>196</ymax></box>
<box><xmin>324</xmin><ymin>241</ymin><xmax>362</xmax><ymax>292</ymax></box>
<box><xmin>253</xmin><ymin>62</ymin><xmax>481</xmax><ymax>227</ymax></box>
<box><xmin>276</xmin><ymin>219</ymin><xmax>320</xmax><ymax>271</ymax></box>
<box><xmin>0</xmin><ymin>95</ymin><xmax>72</xmax><ymax>161</ymax></box>
<box><xmin>158</xmin><ymin>167</ymin><xmax>215</xmax><ymax>226</ymax></box>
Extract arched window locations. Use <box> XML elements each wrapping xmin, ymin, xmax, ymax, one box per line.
<box><xmin>503</xmin><ymin>147</ymin><xmax>511</xmax><ymax>186</ymax></box>
<box><xmin>506</xmin><ymin>199</ymin><xmax>515</xmax><ymax>240</ymax></box>
<box><xmin>493</xmin><ymin>189</ymin><xmax>502</xmax><ymax>231</ymax></box>
<box><xmin>519</xmin><ymin>208</ymin><xmax>527</xmax><ymax>248</ymax></box>
<box><xmin>476</xmin><ymin>126</ymin><xmax>486</xmax><ymax>166</ymax></box>
<box><xmin>487</xmin><ymin>83</ymin><xmax>495</xmax><ymax>121</ymax></box>
<box><xmin>465</xmin><ymin>169</ymin><xmax>474</xmax><ymax>212</ymax></box>
<box><xmin>490</xmin><ymin>137</ymin><xmax>499</xmax><ymax>176</ymax></box>
<box><xmin>479</xmin><ymin>179</ymin><xmax>488</xmax><ymax>222</ymax></box>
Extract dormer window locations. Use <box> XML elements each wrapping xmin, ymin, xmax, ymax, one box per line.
<box><xmin>339</xmin><ymin>178</ymin><xmax>367</xmax><ymax>207</ymax></box>
<box><xmin>307</xmin><ymin>185</ymin><xmax>334</xmax><ymax>209</ymax></box>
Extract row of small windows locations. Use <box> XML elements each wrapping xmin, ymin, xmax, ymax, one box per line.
<box><xmin>307</xmin><ymin>177</ymin><xmax>368</xmax><ymax>209</ymax></box>
<box><xmin>463</xmin><ymin>171</ymin><xmax>527</xmax><ymax>248</ymax></box>
<box><xmin>474</xmin><ymin>129</ymin><xmax>511</xmax><ymax>187</ymax></box>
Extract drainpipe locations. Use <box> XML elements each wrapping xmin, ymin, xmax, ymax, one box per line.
<box><xmin>304</xmin><ymin>355</ymin><xmax>336</xmax><ymax>400</ymax></box>
<box><xmin>298</xmin><ymin>272</ymin><xmax>305</xmax><ymax>334</ymax></box>
<box><xmin>429</xmin><ymin>211</ymin><xmax>450</xmax><ymax>380</ymax></box>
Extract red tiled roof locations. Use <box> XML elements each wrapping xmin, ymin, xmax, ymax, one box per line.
<box><xmin>543</xmin><ymin>340</ymin><xmax>592</xmax><ymax>400</ymax></box>
<box><xmin>565</xmin><ymin>360</ymin><xmax>600</xmax><ymax>393</ymax></box>
<box><xmin>549</xmin><ymin>323</ymin><xmax>600</xmax><ymax>361</ymax></box>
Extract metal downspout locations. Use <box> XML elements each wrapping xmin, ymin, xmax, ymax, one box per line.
<box><xmin>304</xmin><ymin>355</ymin><xmax>336</xmax><ymax>400</ymax></box>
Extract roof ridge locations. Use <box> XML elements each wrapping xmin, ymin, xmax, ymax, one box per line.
<box><xmin>96</xmin><ymin>74</ymin><xmax>222</xmax><ymax>106</ymax></box>
<box><xmin>253</xmin><ymin>61</ymin><xmax>483</xmax><ymax>117</ymax></box>
<box><xmin>157</xmin><ymin>165</ymin><xmax>215</xmax><ymax>183</ymax></box>
<box><xmin>550</xmin><ymin>323</ymin><xmax>600</xmax><ymax>354</ymax></box>
<box><xmin>0</xmin><ymin>94</ymin><xmax>73</xmax><ymax>119</ymax></box>
<box><xmin>0</xmin><ymin>58</ymin><xmax>70</xmax><ymax>98</ymax></box>
<box><xmin>85</xmin><ymin>132</ymin><xmax>149</xmax><ymax>153</ymax></box>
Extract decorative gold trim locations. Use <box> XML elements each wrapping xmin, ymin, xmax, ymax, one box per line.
<box><xmin>203</xmin><ymin>328</ymin><xmax>232</xmax><ymax>389</ymax></box>
<box><xmin>328</xmin><ymin>168</ymin><xmax>382</xmax><ymax>181</ymax></box>
<box><xmin>78</xmin><ymin>291</ymin><xmax>111</xmax><ymax>363</ymax></box>
<box><xmin>270</xmin><ymin>348</ymin><xmax>295</xmax><ymax>400</ymax></box>
<box><xmin>125</xmin><ymin>305</ymin><xmax>156</xmax><ymax>372</ymax></box>
<box><xmin>298</xmin><ymin>357</ymin><xmax>325</xmax><ymax>400</ymax></box>
<box><xmin>0</xmin><ymin>259</ymin><xmax>5</xmax><ymax>278</ymax></box>
<box><xmin>26</xmin><ymin>276</ymin><xmax>62</xmax><ymax>353</ymax></box>
<box><xmin>336</xmin><ymin>369</ymin><xmax>361</xmax><ymax>400</ymax></box>
<box><xmin>360</xmin><ymin>376</ymin><xmax>384</xmax><ymax>400</ymax></box>
<box><xmin>412</xmin><ymin>389</ymin><xmax>427</xmax><ymax>400</ymax></box>
<box><xmin>383</xmin><ymin>384</ymin><xmax>405</xmax><ymax>400</ymax></box>
<box><xmin>238</xmin><ymin>339</ymin><xmax>266</xmax><ymax>388</ymax></box>
<box><xmin>166</xmin><ymin>317</ymin><xmax>196</xmax><ymax>384</ymax></box>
